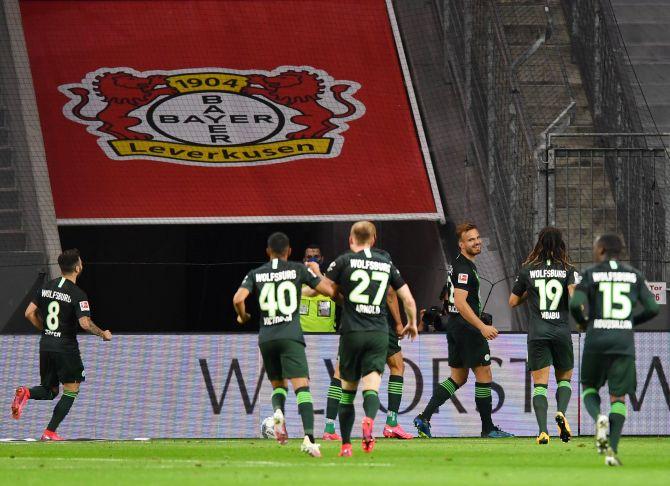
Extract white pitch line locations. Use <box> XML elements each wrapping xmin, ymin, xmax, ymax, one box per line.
<box><xmin>0</xmin><ymin>457</ymin><xmax>392</xmax><ymax>468</ymax></box>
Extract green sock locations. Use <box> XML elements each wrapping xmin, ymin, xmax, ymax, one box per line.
<box><xmin>339</xmin><ymin>390</ymin><xmax>356</xmax><ymax>444</ymax></box>
<box><xmin>28</xmin><ymin>386</ymin><xmax>57</xmax><ymax>400</ymax></box>
<box><xmin>296</xmin><ymin>387</ymin><xmax>314</xmax><ymax>441</ymax></box>
<box><xmin>556</xmin><ymin>380</ymin><xmax>572</xmax><ymax>414</ymax></box>
<box><xmin>271</xmin><ymin>387</ymin><xmax>287</xmax><ymax>413</ymax></box>
<box><xmin>532</xmin><ymin>384</ymin><xmax>549</xmax><ymax>434</ymax></box>
<box><xmin>325</xmin><ymin>378</ymin><xmax>341</xmax><ymax>433</ymax></box>
<box><xmin>474</xmin><ymin>382</ymin><xmax>494</xmax><ymax>433</ymax></box>
<box><xmin>46</xmin><ymin>390</ymin><xmax>78</xmax><ymax>432</ymax></box>
<box><xmin>609</xmin><ymin>401</ymin><xmax>626</xmax><ymax>453</ymax></box>
<box><xmin>422</xmin><ymin>378</ymin><xmax>459</xmax><ymax>421</ymax></box>
<box><xmin>362</xmin><ymin>390</ymin><xmax>380</xmax><ymax>420</ymax></box>
<box><xmin>386</xmin><ymin>375</ymin><xmax>403</xmax><ymax>426</ymax></box>
<box><xmin>582</xmin><ymin>387</ymin><xmax>601</xmax><ymax>420</ymax></box>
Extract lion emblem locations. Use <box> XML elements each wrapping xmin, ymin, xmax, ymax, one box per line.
<box><xmin>68</xmin><ymin>72</ymin><xmax>177</xmax><ymax>140</ymax></box>
<box><xmin>242</xmin><ymin>70</ymin><xmax>357</xmax><ymax>139</ymax></box>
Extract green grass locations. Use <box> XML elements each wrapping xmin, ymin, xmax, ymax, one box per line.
<box><xmin>1</xmin><ymin>437</ymin><xmax>669</xmax><ymax>485</ymax></box>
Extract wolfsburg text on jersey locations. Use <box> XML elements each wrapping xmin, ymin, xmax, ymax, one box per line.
<box><xmin>349</xmin><ymin>259</ymin><xmax>392</xmax><ymax>272</ymax></box>
<box><xmin>529</xmin><ymin>269</ymin><xmax>567</xmax><ymax>279</ymax></box>
<box><xmin>255</xmin><ymin>270</ymin><xmax>297</xmax><ymax>283</ymax></box>
<box><xmin>592</xmin><ymin>272</ymin><xmax>637</xmax><ymax>283</ymax></box>
<box><xmin>41</xmin><ymin>289</ymin><xmax>72</xmax><ymax>303</ymax></box>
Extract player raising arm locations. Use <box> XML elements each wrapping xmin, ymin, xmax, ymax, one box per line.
<box><xmin>11</xmin><ymin>249</ymin><xmax>112</xmax><ymax>441</ymax></box>
<box><xmin>233</xmin><ymin>232</ymin><xmax>335</xmax><ymax>458</ymax></box>
<box><xmin>569</xmin><ymin>234</ymin><xmax>659</xmax><ymax>466</ymax></box>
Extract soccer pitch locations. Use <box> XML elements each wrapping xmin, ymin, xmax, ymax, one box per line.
<box><xmin>1</xmin><ymin>437</ymin><xmax>669</xmax><ymax>485</ymax></box>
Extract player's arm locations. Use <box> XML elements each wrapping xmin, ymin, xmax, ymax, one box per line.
<box><xmin>78</xmin><ymin>316</ymin><xmax>112</xmax><ymax>341</ymax></box>
<box><xmin>633</xmin><ymin>282</ymin><xmax>660</xmax><ymax>326</ymax></box>
<box><xmin>233</xmin><ymin>287</ymin><xmax>251</xmax><ymax>324</ymax></box>
<box><xmin>453</xmin><ymin>288</ymin><xmax>498</xmax><ymax>340</ymax></box>
<box><xmin>387</xmin><ymin>287</ymin><xmax>404</xmax><ymax>338</ymax></box>
<box><xmin>509</xmin><ymin>271</ymin><xmax>527</xmax><ymax>307</ymax></box>
<box><xmin>396</xmin><ymin>284</ymin><xmax>418</xmax><ymax>341</ymax></box>
<box><xmin>568</xmin><ymin>290</ymin><xmax>588</xmax><ymax>329</ymax></box>
<box><xmin>24</xmin><ymin>302</ymin><xmax>43</xmax><ymax>331</ymax></box>
<box><xmin>508</xmin><ymin>292</ymin><xmax>527</xmax><ymax>307</ymax></box>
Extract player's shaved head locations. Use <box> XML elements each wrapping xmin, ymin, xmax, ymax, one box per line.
<box><xmin>58</xmin><ymin>248</ymin><xmax>81</xmax><ymax>274</ymax></box>
<box><xmin>595</xmin><ymin>233</ymin><xmax>624</xmax><ymax>260</ymax></box>
<box><xmin>350</xmin><ymin>221</ymin><xmax>377</xmax><ymax>245</ymax></box>
<box><xmin>267</xmin><ymin>232</ymin><xmax>290</xmax><ymax>256</ymax></box>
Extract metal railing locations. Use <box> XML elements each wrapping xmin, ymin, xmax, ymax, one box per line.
<box><xmin>547</xmin><ymin>133</ymin><xmax>667</xmax><ymax>280</ymax></box>
<box><xmin>434</xmin><ymin>0</ymin><xmax>577</xmax><ymax>278</ymax></box>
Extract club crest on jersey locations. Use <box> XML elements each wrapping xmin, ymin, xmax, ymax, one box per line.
<box><xmin>458</xmin><ymin>273</ymin><xmax>469</xmax><ymax>284</ymax></box>
<box><xmin>80</xmin><ymin>301</ymin><xmax>90</xmax><ymax>311</ymax></box>
<box><xmin>60</xmin><ymin>67</ymin><xmax>365</xmax><ymax>167</ymax></box>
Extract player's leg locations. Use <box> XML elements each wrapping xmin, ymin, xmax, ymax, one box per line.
<box><xmin>289</xmin><ymin>376</ymin><xmax>321</xmax><ymax>458</ymax></box>
<box><xmin>42</xmin><ymin>381</ymin><xmax>80</xmax><ymax>441</ymax></box>
<box><xmin>580</xmin><ymin>352</ymin><xmax>608</xmax><ymax>453</ymax></box>
<box><xmin>323</xmin><ymin>359</ymin><xmax>342</xmax><ymax>440</ymax></box>
<box><xmin>269</xmin><ymin>379</ymin><xmax>288</xmax><ymax>415</ymax></box>
<box><xmin>553</xmin><ymin>339</ymin><xmax>574</xmax><ymax>443</ymax></box>
<box><xmin>358</xmin><ymin>331</ymin><xmax>387</xmax><ymax>453</ymax></box>
<box><xmin>338</xmin><ymin>378</ymin><xmax>358</xmax><ymax>457</ymax></box>
<box><xmin>530</xmin><ymin>366</ymin><xmax>550</xmax><ymax>443</ymax></box>
<box><xmin>471</xmin><ymin>332</ymin><xmax>512</xmax><ymax>438</ymax></box>
<box><xmin>528</xmin><ymin>340</ymin><xmax>551</xmax><ymax>443</ymax></box>
<box><xmin>260</xmin><ymin>340</ymin><xmax>289</xmax><ymax>445</ymax></box>
<box><xmin>414</xmin><ymin>330</ymin><xmax>466</xmax><ymax>438</ymax></box>
<box><xmin>12</xmin><ymin>352</ymin><xmax>59</xmax><ymax>419</ymax></box>
<box><xmin>383</xmin><ymin>349</ymin><xmax>412</xmax><ymax>439</ymax></box>
<box><xmin>604</xmin><ymin>355</ymin><xmax>636</xmax><ymax>466</ymax></box>
<box><xmin>41</xmin><ymin>351</ymin><xmax>85</xmax><ymax>440</ymax></box>
<box><xmin>337</xmin><ymin>332</ymin><xmax>362</xmax><ymax>457</ymax></box>
<box><xmin>281</xmin><ymin>339</ymin><xmax>320</xmax><ymax>456</ymax></box>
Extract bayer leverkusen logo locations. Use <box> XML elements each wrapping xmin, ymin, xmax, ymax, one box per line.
<box><xmin>60</xmin><ymin>67</ymin><xmax>365</xmax><ymax>166</ymax></box>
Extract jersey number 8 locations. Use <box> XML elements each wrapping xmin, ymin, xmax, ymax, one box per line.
<box><xmin>46</xmin><ymin>301</ymin><xmax>60</xmax><ymax>331</ymax></box>
<box><xmin>259</xmin><ymin>282</ymin><xmax>298</xmax><ymax>318</ymax></box>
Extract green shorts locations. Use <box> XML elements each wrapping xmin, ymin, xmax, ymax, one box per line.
<box><xmin>527</xmin><ymin>336</ymin><xmax>574</xmax><ymax>372</ymax></box>
<box><xmin>259</xmin><ymin>339</ymin><xmax>309</xmax><ymax>381</ymax></box>
<box><xmin>447</xmin><ymin>327</ymin><xmax>491</xmax><ymax>369</ymax></box>
<box><xmin>387</xmin><ymin>325</ymin><xmax>401</xmax><ymax>359</ymax></box>
<box><xmin>338</xmin><ymin>331</ymin><xmax>388</xmax><ymax>382</ymax></box>
<box><xmin>40</xmin><ymin>350</ymin><xmax>85</xmax><ymax>386</ymax></box>
<box><xmin>581</xmin><ymin>353</ymin><xmax>636</xmax><ymax>397</ymax></box>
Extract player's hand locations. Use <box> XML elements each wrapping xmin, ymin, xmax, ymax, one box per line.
<box><xmin>395</xmin><ymin>322</ymin><xmax>404</xmax><ymax>339</ymax></box>
<box><xmin>480</xmin><ymin>325</ymin><xmax>498</xmax><ymax>340</ymax></box>
<box><xmin>237</xmin><ymin>313</ymin><xmax>251</xmax><ymax>324</ymax></box>
<box><xmin>101</xmin><ymin>330</ymin><xmax>112</xmax><ymax>341</ymax></box>
<box><xmin>305</xmin><ymin>261</ymin><xmax>322</xmax><ymax>276</ymax></box>
<box><xmin>402</xmin><ymin>322</ymin><xmax>418</xmax><ymax>341</ymax></box>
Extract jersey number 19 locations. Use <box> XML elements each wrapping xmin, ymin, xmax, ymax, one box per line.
<box><xmin>534</xmin><ymin>279</ymin><xmax>563</xmax><ymax>311</ymax></box>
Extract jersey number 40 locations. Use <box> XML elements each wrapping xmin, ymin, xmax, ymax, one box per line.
<box><xmin>259</xmin><ymin>282</ymin><xmax>298</xmax><ymax>317</ymax></box>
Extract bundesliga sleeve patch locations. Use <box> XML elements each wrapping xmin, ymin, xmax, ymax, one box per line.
<box><xmin>79</xmin><ymin>301</ymin><xmax>90</xmax><ymax>311</ymax></box>
<box><xmin>458</xmin><ymin>273</ymin><xmax>469</xmax><ymax>284</ymax></box>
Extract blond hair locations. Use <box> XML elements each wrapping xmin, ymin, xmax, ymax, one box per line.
<box><xmin>350</xmin><ymin>221</ymin><xmax>377</xmax><ymax>245</ymax></box>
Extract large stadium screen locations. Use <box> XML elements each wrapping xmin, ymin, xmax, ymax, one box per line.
<box><xmin>18</xmin><ymin>0</ymin><xmax>443</xmax><ymax>224</ymax></box>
